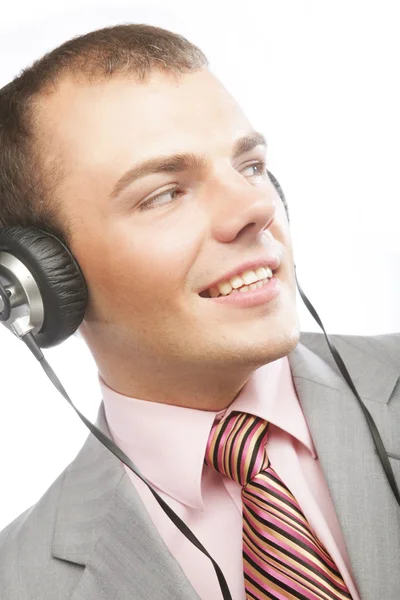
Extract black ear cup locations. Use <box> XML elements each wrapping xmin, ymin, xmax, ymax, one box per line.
<box><xmin>267</xmin><ymin>170</ymin><xmax>290</xmax><ymax>223</ymax></box>
<box><xmin>0</xmin><ymin>227</ymin><xmax>88</xmax><ymax>348</ymax></box>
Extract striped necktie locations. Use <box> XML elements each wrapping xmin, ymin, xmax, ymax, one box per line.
<box><xmin>205</xmin><ymin>411</ymin><xmax>352</xmax><ymax>600</ymax></box>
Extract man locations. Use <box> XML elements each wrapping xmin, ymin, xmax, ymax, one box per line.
<box><xmin>0</xmin><ymin>23</ymin><xmax>399</xmax><ymax>600</ymax></box>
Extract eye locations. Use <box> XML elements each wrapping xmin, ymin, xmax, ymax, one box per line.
<box><xmin>240</xmin><ymin>160</ymin><xmax>268</xmax><ymax>178</ymax></box>
<box><xmin>139</xmin><ymin>187</ymin><xmax>183</xmax><ymax>211</ymax></box>
<box><xmin>138</xmin><ymin>159</ymin><xmax>268</xmax><ymax>211</ymax></box>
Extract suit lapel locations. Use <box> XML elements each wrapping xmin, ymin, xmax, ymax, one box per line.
<box><xmin>52</xmin><ymin>406</ymin><xmax>200</xmax><ymax>600</ymax></box>
<box><xmin>288</xmin><ymin>334</ymin><xmax>400</xmax><ymax>600</ymax></box>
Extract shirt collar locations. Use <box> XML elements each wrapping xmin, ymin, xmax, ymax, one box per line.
<box><xmin>101</xmin><ymin>356</ymin><xmax>316</xmax><ymax>511</ymax></box>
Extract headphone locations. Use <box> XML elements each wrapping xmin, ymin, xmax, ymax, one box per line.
<box><xmin>0</xmin><ymin>171</ymin><xmax>398</xmax><ymax>600</ymax></box>
<box><xmin>0</xmin><ymin>226</ymin><xmax>87</xmax><ymax>347</ymax></box>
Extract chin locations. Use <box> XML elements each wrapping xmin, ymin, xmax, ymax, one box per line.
<box><xmin>242</xmin><ymin>317</ymin><xmax>301</xmax><ymax>367</ymax></box>
<box><xmin>270</xmin><ymin>323</ymin><xmax>300</xmax><ymax>359</ymax></box>
<box><xmin>209</xmin><ymin>321</ymin><xmax>300</xmax><ymax>370</ymax></box>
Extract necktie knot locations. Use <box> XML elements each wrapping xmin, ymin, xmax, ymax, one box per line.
<box><xmin>205</xmin><ymin>411</ymin><xmax>270</xmax><ymax>486</ymax></box>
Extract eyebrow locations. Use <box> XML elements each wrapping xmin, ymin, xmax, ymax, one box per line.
<box><xmin>109</xmin><ymin>131</ymin><xmax>267</xmax><ymax>199</ymax></box>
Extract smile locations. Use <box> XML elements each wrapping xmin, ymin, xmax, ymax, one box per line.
<box><xmin>200</xmin><ymin>266</ymin><xmax>273</xmax><ymax>298</ymax></box>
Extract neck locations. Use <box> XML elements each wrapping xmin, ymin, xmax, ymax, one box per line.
<box><xmin>92</xmin><ymin>347</ymin><xmax>254</xmax><ymax>411</ymax></box>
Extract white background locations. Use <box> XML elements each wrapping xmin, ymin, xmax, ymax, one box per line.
<box><xmin>0</xmin><ymin>0</ymin><xmax>399</xmax><ymax>529</ymax></box>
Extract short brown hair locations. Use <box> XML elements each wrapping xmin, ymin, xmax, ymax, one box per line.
<box><xmin>0</xmin><ymin>24</ymin><xmax>208</xmax><ymax>246</ymax></box>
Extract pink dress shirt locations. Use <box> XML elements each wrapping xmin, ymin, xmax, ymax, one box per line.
<box><xmin>101</xmin><ymin>356</ymin><xmax>360</xmax><ymax>600</ymax></box>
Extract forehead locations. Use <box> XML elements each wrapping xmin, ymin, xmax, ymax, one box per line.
<box><xmin>37</xmin><ymin>69</ymin><xmax>253</xmax><ymax>171</ymax></box>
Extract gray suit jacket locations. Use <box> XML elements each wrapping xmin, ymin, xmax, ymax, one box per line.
<box><xmin>1</xmin><ymin>332</ymin><xmax>400</xmax><ymax>599</ymax></box>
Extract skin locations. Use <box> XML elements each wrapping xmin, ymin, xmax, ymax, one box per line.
<box><xmin>36</xmin><ymin>68</ymin><xmax>300</xmax><ymax>410</ymax></box>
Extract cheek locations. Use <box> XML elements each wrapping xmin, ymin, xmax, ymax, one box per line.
<box><xmin>75</xmin><ymin>218</ymin><xmax>199</xmax><ymax>312</ymax></box>
<box><xmin>270</xmin><ymin>199</ymin><xmax>292</xmax><ymax>247</ymax></box>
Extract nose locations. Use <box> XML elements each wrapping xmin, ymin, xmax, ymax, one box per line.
<box><xmin>207</xmin><ymin>174</ymin><xmax>277</xmax><ymax>244</ymax></box>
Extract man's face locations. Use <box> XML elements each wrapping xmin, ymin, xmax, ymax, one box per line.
<box><xmin>38</xmin><ymin>69</ymin><xmax>299</xmax><ymax>393</ymax></box>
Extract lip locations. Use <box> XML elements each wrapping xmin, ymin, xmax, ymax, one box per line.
<box><xmin>198</xmin><ymin>255</ymin><xmax>281</xmax><ymax>296</ymax></box>
<box><xmin>207</xmin><ymin>274</ymin><xmax>280</xmax><ymax>308</ymax></box>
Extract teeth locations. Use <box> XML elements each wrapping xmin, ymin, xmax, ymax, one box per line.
<box><xmin>214</xmin><ymin>267</ymin><xmax>272</xmax><ymax>297</ymax></box>
<box><xmin>241</xmin><ymin>269</ymin><xmax>259</xmax><ymax>285</ymax></box>
<box><xmin>206</xmin><ymin>266</ymin><xmax>273</xmax><ymax>298</ymax></box>
<box><xmin>218</xmin><ymin>281</ymin><xmax>233</xmax><ymax>296</ymax></box>
<box><xmin>239</xmin><ymin>279</ymin><xmax>269</xmax><ymax>293</ymax></box>
<box><xmin>255</xmin><ymin>267</ymin><xmax>269</xmax><ymax>279</ymax></box>
<box><xmin>208</xmin><ymin>267</ymin><xmax>273</xmax><ymax>298</ymax></box>
<box><xmin>209</xmin><ymin>287</ymin><xmax>220</xmax><ymax>298</ymax></box>
<box><xmin>230</xmin><ymin>274</ymin><xmax>245</xmax><ymax>289</ymax></box>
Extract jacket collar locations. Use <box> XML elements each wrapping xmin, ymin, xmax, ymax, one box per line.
<box><xmin>52</xmin><ymin>404</ymin><xmax>201</xmax><ymax>599</ymax></box>
<box><xmin>289</xmin><ymin>332</ymin><xmax>399</xmax><ymax>405</ymax></box>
